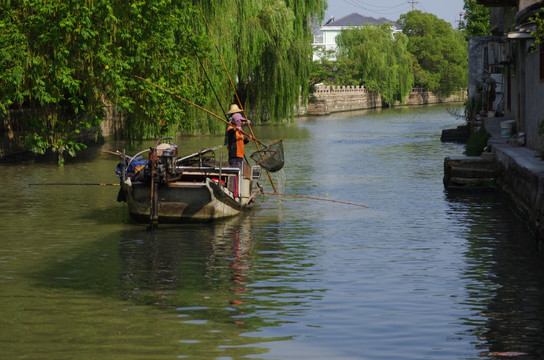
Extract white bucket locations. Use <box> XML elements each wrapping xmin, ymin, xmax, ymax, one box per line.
<box><xmin>500</xmin><ymin>120</ymin><xmax>515</xmax><ymax>137</ymax></box>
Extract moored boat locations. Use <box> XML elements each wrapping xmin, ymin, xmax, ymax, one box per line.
<box><xmin>117</xmin><ymin>138</ymin><xmax>263</xmax><ymax>224</ymax></box>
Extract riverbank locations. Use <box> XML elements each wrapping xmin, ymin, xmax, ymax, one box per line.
<box><xmin>488</xmin><ymin>118</ymin><xmax>544</xmax><ymax>245</ymax></box>
<box><xmin>453</xmin><ymin>117</ymin><xmax>544</xmax><ymax>246</ymax></box>
<box><xmin>0</xmin><ymin>90</ymin><xmax>466</xmax><ymax>161</ymax></box>
<box><xmin>305</xmin><ymin>85</ymin><xmax>466</xmax><ymax>115</ymax></box>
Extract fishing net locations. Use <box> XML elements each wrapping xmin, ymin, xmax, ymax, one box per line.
<box><xmin>250</xmin><ymin>139</ymin><xmax>284</xmax><ymax>172</ymax></box>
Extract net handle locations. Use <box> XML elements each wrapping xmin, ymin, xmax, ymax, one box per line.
<box><xmin>267</xmin><ymin>138</ymin><xmax>283</xmax><ymax>147</ymax></box>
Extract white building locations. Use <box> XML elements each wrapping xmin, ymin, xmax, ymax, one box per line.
<box><xmin>312</xmin><ymin>13</ymin><xmax>400</xmax><ymax>61</ymax></box>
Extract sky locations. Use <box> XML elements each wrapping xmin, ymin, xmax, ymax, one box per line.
<box><xmin>324</xmin><ymin>0</ymin><xmax>466</xmax><ymax>26</ymax></box>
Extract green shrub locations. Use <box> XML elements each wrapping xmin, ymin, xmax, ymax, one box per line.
<box><xmin>465</xmin><ymin>128</ymin><xmax>490</xmax><ymax>156</ymax></box>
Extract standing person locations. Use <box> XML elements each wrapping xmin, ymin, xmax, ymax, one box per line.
<box><xmin>226</xmin><ymin>104</ymin><xmax>252</xmax><ymax>169</ymax></box>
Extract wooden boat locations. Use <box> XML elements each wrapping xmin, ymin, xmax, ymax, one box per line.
<box><xmin>117</xmin><ymin>138</ymin><xmax>263</xmax><ymax>224</ymax></box>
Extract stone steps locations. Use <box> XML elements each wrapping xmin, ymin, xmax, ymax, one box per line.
<box><xmin>450</xmin><ymin>166</ymin><xmax>496</xmax><ymax>178</ymax></box>
<box><xmin>443</xmin><ymin>155</ymin><xmax>497</xmax><ymax>189</ymax></box>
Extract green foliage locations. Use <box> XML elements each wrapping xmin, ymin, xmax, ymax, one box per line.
<box><xmin>399</xmin><ymin>11</ymin><xmax>468</xmax><ymax>97</ymax></box>
<box><xmin>464</xmin><ymin>97</ymin><xmax>482</xmax><ymax>126</ymax></box>
<box><xmin>310</xmin><ymin>48</ymin><xmax>338</xmax><ymax>85</ymax></box>
<box><xmin>1</xmin><ymin>0</ymin><xmax>201</xmax><ymax>163</ymax></box>
<box><xmin>228</xmin><ymin>0</ymin><xmax>327</xmax><ymax>122</ymax></box>
<box><xmin>530</xmin><ymin>2</ymin><xmax>544</xmax><ymax>46</ymax></box>
<box><xmin>465</xmin><ymin>127</ymin><xmax>490</xmax><ymax>156</ymax></box>
<box><xmin>172</xmin><ymin>0</ymin><xmax>326</xmax><ymax>125</ymax></box>
<box><xmin>334</xmin><ymin>24</ymin><xmax>414</xmax><ymax>104</ymax></box>
<box><xmin>23</xmin><ymin>112</ymin><xmax>88</xmax><ymax>166</ymax></box>
<box><xmin>0</xmin><ymin>4</ymin><xmax>27</xmax><ymax>116</ymax></box>
<box><xmin>463</xmin><ymin>0</ymin><xmax>491</xmax><ymax>36</ymax></box>
<box><xmin>538</xmin><ymin>119</ymin><xmax>544</xmax><ymax>136</ymax></box>
<box><xmin>1</xmin><ymin>0</ymin><xmax>327</xmax><ymax>164</ymax></box>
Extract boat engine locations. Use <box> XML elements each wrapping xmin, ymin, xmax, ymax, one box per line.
<box><xmin>152</xmin><ymin>143</ymin><xmax>178</xmax><ymax>177</ymax></box>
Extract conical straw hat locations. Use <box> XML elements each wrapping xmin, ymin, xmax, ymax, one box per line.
<box><xmin>226</xmin><ymin>104</ymin><xmax>242</xmax><ymax>115</ymax></box>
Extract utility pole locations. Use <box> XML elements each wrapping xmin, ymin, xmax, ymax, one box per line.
<box><xmin>456</xmin><ymin>12</ymin><xmax>466</xmax><ymax>30</ymax></box>
<box><xmin>407</xmin><ymin>0</ymin><xmax>419</xmax><ymax>11</ymax></box>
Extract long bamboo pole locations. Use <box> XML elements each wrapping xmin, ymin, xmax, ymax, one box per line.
<box><xmin>198</xmin><ymin>5</ymin><xmax>278</xmax><ymax>193</ymax></box>
<box><xmin>134</xmin><ymin>76</ymin><xmax>265</xmax><ymax>145</ymax></box>
<box><xmin>29</xmin><ymin>183</ymin><xmax>120</xmax><ymax>186</ymax></box>
<box><xmin>257</xmin><ymin>191</ymin><xmax>370</xmax><ymax>208</ymax></box>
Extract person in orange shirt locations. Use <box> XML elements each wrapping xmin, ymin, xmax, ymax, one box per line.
<box><xmin>226</xmin><ymin>104</ymin><xmax>252</xmax><ymax>168</ymax></box>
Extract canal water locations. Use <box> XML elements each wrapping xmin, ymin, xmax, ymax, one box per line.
<box><xmin>1</xmin><ymin>105</ymin><xmax>544</xmax><ymax>359</ymax></box>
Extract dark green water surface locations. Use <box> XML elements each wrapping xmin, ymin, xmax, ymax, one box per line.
<box><xmin>2</xmin><ymin>105</ymin><xmax>543</xmax><ymax>359</ymax></box>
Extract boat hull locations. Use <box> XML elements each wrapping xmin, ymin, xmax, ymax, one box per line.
<box><xmin>122</xmin><ymin>176</ymin><xmax>256</xmax><ymax>222</ymax></box>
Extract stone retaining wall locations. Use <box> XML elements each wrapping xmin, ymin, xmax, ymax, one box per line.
<box><xmin>306</xmin><ymin>85</ymin><xmax>466</xmax><ymax>115</ymax></box>
<box><xmin>493</xmin><ymin>145</ymin><xmax>544</xmax><ymax>243</ymax></box>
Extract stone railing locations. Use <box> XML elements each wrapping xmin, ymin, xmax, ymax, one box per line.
<box><xmin>313</xmin><ymin>84</ymin><xmax>371</xmax><ymax>94</ymax></box>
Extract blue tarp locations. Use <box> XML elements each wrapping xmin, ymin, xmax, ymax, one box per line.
<box><xmin>116</xmin><ymin>156</ymin><xmax>148</xmax><ymax>179</ymax></box>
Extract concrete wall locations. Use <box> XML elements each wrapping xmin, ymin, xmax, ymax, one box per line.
<box><xmin>475</xmin><ymin>2</ymin><xmax>544</xmax><ymax>152</ymax></box>
<box><xmin>306</xmin><ymin>85</ymin><xmax>466</xmax><ymax>115</ymax></box>
<box><xmin>468</xmin><ymin>37</ymin><xmax>487</xmax><ymax>102</ymax></box>
<box><xmin>513</xmin><ymin>40</ymin><xmax>544</xmax><ymax>150</ymax></box>
<box><xmin>467</xmin><ymin>36</ymin><xmax>505</xmax><ymax>109</ymax></box>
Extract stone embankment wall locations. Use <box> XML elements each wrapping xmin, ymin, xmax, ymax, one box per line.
<box><xmin>443</xmin><ymin>117</ymin><xmax>544</xmax><ymax>246</ymax></box>
<box><xmin>306</xmin><ymin>85</ymin><xmax>466</xmax><ymax>115</ymax></box>
<box><xmin>0</xmin><ymin>102</ymin><xmax>124</xmax><ymax>161</ymax></box>
<box><xmin>493</xmin><ymin>145</ymin><xmax>544</xmax><ymax>244</ymax></box>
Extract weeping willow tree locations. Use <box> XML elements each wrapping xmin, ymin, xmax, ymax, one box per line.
<box><xmin>334</xmin><ymin>24</ymin><xmax>414</xmax><ymax>105</ymax></box>
<box><xmin>0</xmin><ymin>0</ymin><xmax>326</xmax><ymax>163</ymax></box>
<box><xmin>197</xmin><ymin>0</ymin><xmax>327</xmax><ymax>123</ymax></box>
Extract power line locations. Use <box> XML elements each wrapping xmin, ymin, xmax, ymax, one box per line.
<box><xmin>338</xmin><ymin>0</ymin><xmax>412</xmax><ymax>16</ymax></box>
<box><xmin>418</xmin><ymin>0</ymin><xmax>428</xmax><ymax>13</ymax></box>
<box><xmin>342</xmin><ymin>0</ymin><xmax>408</xmax><ymax>10</ymax></box>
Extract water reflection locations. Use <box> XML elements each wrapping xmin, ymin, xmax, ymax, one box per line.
<box><xmin>118</xmin><ymin>216</ymin><xmax>256</xmax><ymax>308</ymax></box>
<box><xmin>34</xmin><ymin>212</ymin><xmax>329</xmax><ymax>358</ymax></box>
<box><xmin>445</xmin><ymin>191</ymin><xmax>544</xmax><ymax>359</ymax></box>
